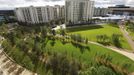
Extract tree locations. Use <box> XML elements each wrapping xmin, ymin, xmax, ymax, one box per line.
<box><xmin>85</xmin><ymin>38</ymin><xmax>88</xmax><ymax>44</ymax></box>
<box><xmin>112</xmin><ymin>34</ymin><xmax>122</xmax><ymax>48</ymax></box>
<box><xmin>127</xmin><ymin>22</ymin><xmax>134</xmax><ymax>32</ymax></box>
<box><xmin>50</xmin><ymin>37</ymin><xmax>56</xmax><ymax>47</ymax></box>
<box><xmin>60</xmin><ymin>56</ymin><xmax>70</xmax><ymax>75</ymax></box>
<box><xmin>41</xmin><ymin>26</ymin><xmax>48</xmax><ymax>38</ymax></box>
<box><xmin>69</xmin><ymin>60</ymin><xmax>79</xmax><ymax>75</ymax></box>
<box><xmin>97</xmin><ymin>66</ymin><xmax>116</xmax><ymax>75</ymax></box>
<box><xmin>60</xmin><ymin>29</ymin><xmax>66</xmax><ymax>36</ymax></box>
<box><xmin>96</xmin><ymin>34</ymin><xmax>110</xmax><ymax>45</ymax></box>
<box><xmin>6</xmin><ymin>32</ymin><xmax>17</xmax><ymax>46</ymax></box>
<box><xmin>70</xmin><ymin>34</ymin><xmax>84</xmax><ymax>43</ymax></box>
<box><xmin>18</xmin><ymin>41</ymin><xmax>29</xmax><ymax>54</ymax></box>
<box><xmin>1</xmin><ymin>40</ymin><xmax>12</xmax><ymax>53</ymax></box>
<box><xmin>52</xmin><ymin>30</ymin><xmax>56</xmax><ymax>36</ymax></box>
<box><xmin>125</xmin><ymin>20</ymin><xmax>131</xmax><ymax>26</ymax></box>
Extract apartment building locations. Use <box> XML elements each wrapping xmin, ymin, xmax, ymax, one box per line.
<box><xmin>65</xmin><ymin>0</ymin><xmax>94</xmax><ymax>25</ymax></box>
<box><xmin>61</xmin><ymin>6</ymin><xmax>65</xmax><ymax>19</ymax></box>
<box><xmin>15</xmin><ymin>5</ymin><xmax>65</xmax><ymax>24</ymax></box>
<box><xmin>93</xmin><ymin>7</ymin><xmax>109</xmax><ymax>17</ymax></box>
<box><xmin>53</xmin><ymin>5</ymin><xmax>65</xmax><ymax>20</ymax></box>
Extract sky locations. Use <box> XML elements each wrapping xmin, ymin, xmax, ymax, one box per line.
<box><xmin>0</xmin><ymin>0</ymin><xmax>134</xmax><ymax>10</ymax></box>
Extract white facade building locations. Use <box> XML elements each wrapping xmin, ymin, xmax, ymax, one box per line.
<box><xmin>65</xmin><ymin>0</ymin><xmax>94</xmax><ymax>25</ymax></box>
<box><xmin>61</xmin><ymin>6</ymin><xmax>65</xmax><ymax>19</ymax></box>
<box><xmin>15</xmin><ymin>5</ymin><xmax>65</xmax><ymax>24</ymax></box>
<box><xmin>93</xmin><ymin>7</ymin><xmax>109</xmax><ymax>17</ymax></box>
<box><xmin>54</xmin><ymin>5</ymin><xmax>60</xmax><ymax>19</ymax></box>
<box><xmin>54</xmin><ymin>5</ymin><xmax>65</xmax><ymax>20</ymax></box>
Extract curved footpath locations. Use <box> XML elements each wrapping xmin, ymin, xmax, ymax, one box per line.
<box><xmin>0</xmin><ymin>49</ymin><xmax>37</xmax><ymax>75</ymax></box>
<box><xmin>0</xmin><ymin>36</ymin><xmax>37</xmax><ymax>75</ymax></box>
<box><xmin>67</xmin><ymin>24</ymin><xmax>134</xmax><ymax>61</ymax></box>
<box><xmin>119</xmin><ymin>25</ymin><xmax>134</xmax><ymax>51</ymax></box>
<box><xmin>89</xmin><ymin>41</ymin><xmax>134</xmax><ymax>61</ymax></box>
<box><xmin>89</xmin><ymin>41</ymin><xmax>134</xmax><ymax>75</ymax></box>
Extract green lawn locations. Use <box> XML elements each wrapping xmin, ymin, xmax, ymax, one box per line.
<box><xmin>67</xmin><ymin>24</ymin><xmax>132</xmax><ymax>50</ymax></box>
<box><xmin>2</xmin><ymin>24</ymin><xmax>134</xmax><ymax>75</ymax></box>
<box><xmin>3</xmin><ymin>38</ymin><xmax>134</xmax><ymax>75</ymax></box>
<box><xmin>44</xmin><ymin>40</ymin><xmax>134</xmax><ymax>73</ymax></box>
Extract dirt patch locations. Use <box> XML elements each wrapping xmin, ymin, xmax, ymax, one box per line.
<box><xmin>129</xmin><ymin>72</ymin><xmax>134</xmax><ymax>75</ymax></box>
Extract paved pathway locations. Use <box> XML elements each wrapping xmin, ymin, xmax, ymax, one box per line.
<box><xmin>119</xmin><ymin>25</ymin><xmax>134</xmax><ymax>51</ymax></box>
<box><xmin>0</xmin><ymin>25</ymin><xmax>37</xmax><ymax>75</ymax></box>
<box><xmin>89</xmin><ymin>41</ymin><xmax>134</xmax><ymax>61</ymax></box>
<box><xmin>0</xmin><ymin>36</ymin><xmax>36</xmax><ymax>75</ymax></box>
<box><xmin>129</xmin><ymin>72</ymin><xmax>134</xmax><ymax>75</ymax></box>
<box><xmin>0</xmin><ymin>49</ymin><xmax>36</xmax><ymax>75</ymax></box>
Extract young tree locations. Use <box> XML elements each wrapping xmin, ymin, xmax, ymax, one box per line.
<box><xmin>85</xmin><ymin>38</ymin><xmax>88</xmax><ymax>44</ymax></box>
<box><xmin>41</xmin><ymin>26</ymin><xmax>48</xmax><ymax>38</ymax></box>
<box><xmin>60</xmin><ymin>29</ymin><xmax>66</xmax><ymax>36</ymax></box>
<box><xmin>112</xmin><ymin>34</ymin><xmax>122</xmax><ymax>48</ymax></box>
<box><xmin>6</xmin><ymin>32</ymin><xmax>17</xmax><ymax>46</ymax></box>
<box><xmin>52</xmin><ymin>30</ymin><xmax>56</xmax><ymax>36</ymax></box>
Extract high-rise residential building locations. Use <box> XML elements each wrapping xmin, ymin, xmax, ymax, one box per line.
<box><xmin>93</xmin><ymin>7</ymin><xmax>109</xmax><ymax>17</ymax></box>
<box><xmin>61</xmin><ymin>6</ymin><xmax>65</xmax><ymax>19</ymax></box>
<box><xmin>46</xmin><ymin>6</ymin><xmax>55</xmax><ymax>21</ymax></box>
<box><xmin>15</xmin><ymin>5</ymin><xmax>65</xmax><ymax>24</ymax></box>
<box><xmin>54</xmin><ymin>5</ymin><xmax>60</xmax><ymax>19</ymax></box>
<box><xmin>65</xmin><ymin>0</ymin><xmax>94</xmax><ymax>25</ymax></box>
<box><xmin>54</xmin><ymin>5</ymin><xmax>65</xmax><ymax>20</ymax></box>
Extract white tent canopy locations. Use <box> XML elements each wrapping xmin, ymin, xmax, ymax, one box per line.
<box><xmin>92</xmin><ymin>16</ymin><xmax>124</xmax><ymax>20</ymax></box>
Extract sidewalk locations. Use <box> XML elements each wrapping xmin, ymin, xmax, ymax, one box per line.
<box><xmin>89</xmin><ymin>41</ymin><xmax>134</xmax><ymax>61</ymax></box>
<box><xmin>119</xmin><ymin>25</ymin><xmax>134</xmax><ymax>52</ymax></box>
<box><xmin>0</xmin><ymin>49</ymin><xmax>36</xmax><ymax>75</ymax></box>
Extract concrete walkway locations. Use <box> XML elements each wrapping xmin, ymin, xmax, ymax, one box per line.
<box><xmin>0</xmin><ymin>36</ymin><xmax>36</xmax><ymax>75</ymax></box>
<box><xmin>119</xmin><ymin>25</ymin><xmax>134</xmax><ymax>51</ymax></box>
<box><xmin>0</xmin><ymin>49</ymin><xmax>36</xmax><ymax>75</ymax></box>
<box><xmin>89</xmin><ymin>41</ymin><xmax>134</xmax><ymax>61</ymax></box>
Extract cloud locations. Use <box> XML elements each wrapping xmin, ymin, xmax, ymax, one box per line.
<box><xmin>0</xmin><ymin>0</ymin><xmax>65</xmax><ymax>10</ymax></box>
<box><xmin>24</xmin><ymin>0</ymin><xmax>63</xmax><ymax>2</ymax></box>
<box><xmin>0</xmin><ymin>0</ymin><xmax>134</xmax><ymax>10</ymax></box>
<box><xmin>94</xmin><ymin>0</ymin><xmax>134</xmax><ymax>7</ymax></box>
<box><xmin>45</xmin><ymin>0</ymin><xmax>63</xmax><ymax>1</ymax></box>
<box><xmin>25</xmin><ymin>0</ymin><xmax>37</xmax><ymax>2</ymax></box>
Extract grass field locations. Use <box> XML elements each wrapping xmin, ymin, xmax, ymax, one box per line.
<box><xmin>2</xmin><ymin>24</ymin><xmax>134</xmax><ymax>75</ymax></box>
<box><xmin>67</xmin><ymin>24</ymin><xmax>132</xmax><ymax>50</ymax></box>
<box><xmin>44</xmin><ymin>40</ymin><xmax>134</xmax><ymax>73</ymax></box>
<box><xmin>3</xmin><ymin>38</ymin><xmax>134</xmax><ymax>75</ymax></box>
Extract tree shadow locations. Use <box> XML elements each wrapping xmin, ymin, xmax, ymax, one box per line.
<box><xmin>108</xmin><ymin>24</ymin><xmax>119</xmax><ymax>28</ymax></box>
<box><xmin>67</xmin><ymin>25</ymin><xmax>104</xmax><ymax>32</ymax></box>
